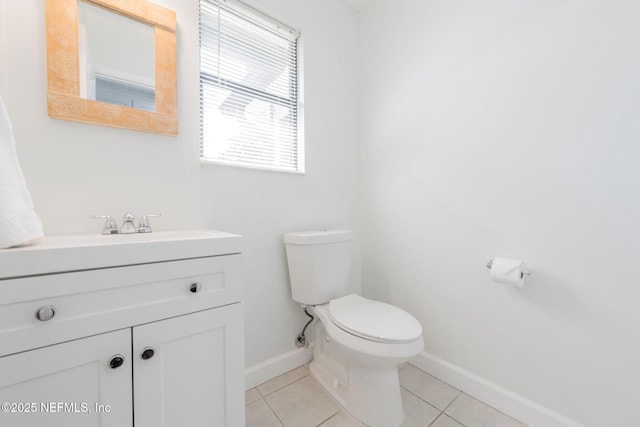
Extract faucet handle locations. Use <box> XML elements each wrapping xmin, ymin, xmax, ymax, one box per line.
<box><xmin>138</xmin><ymin>213</ymin><xmax>161</xmax><ymax>233</ymax></box>
<box><xmin>90</xmin><ymin>215</ymin><xmax>118</xmax><ymax>235</ymax></box>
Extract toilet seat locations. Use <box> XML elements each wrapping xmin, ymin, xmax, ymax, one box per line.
<box><xmin>329</xmin><ymin>294</ymin><xmax>422</xmax><ymax>343</ymax></box>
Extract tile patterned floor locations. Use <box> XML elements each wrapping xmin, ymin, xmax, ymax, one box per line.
<box><xmin>246</xmin><ymin>363</ymin><xmax>527</xmax><ymax>427</ymax></box>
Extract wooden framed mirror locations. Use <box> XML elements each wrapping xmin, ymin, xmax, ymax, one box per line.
<box><xmin>46</xmin><ymin>0</ymin><xmax>178</xmax><ymax>135</ymax></box>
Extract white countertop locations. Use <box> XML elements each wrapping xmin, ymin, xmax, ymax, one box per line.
<box><xmin>0</xmin><ymin>229</ymin><xmax>242</xmax><ymax>279</ymax></box>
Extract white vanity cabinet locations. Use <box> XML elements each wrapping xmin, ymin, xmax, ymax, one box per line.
<box><xmin>0</xmin><ymin>230</ymin><xmax>245</xmax><ymax>427</ymax></box>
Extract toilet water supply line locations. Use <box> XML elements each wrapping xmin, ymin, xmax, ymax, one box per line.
<box><xmin>295</xmin><ymin>306</ymin><xmax>315</xmax><ymax>348</ymax></box>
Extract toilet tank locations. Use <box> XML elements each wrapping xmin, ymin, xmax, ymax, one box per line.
<box><xmin>284</xmin><ymin>230</ymin><xmax>353</xmax><ymax>305</ymax></box>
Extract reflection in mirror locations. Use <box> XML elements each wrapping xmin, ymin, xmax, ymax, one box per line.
<box><xmin>77</xmin><ymin>1</ymin><xmax>156</xmax><ymax>111</ymax></box>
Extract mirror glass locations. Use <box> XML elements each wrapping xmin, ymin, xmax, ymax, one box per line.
<box><xmin>77</xmin><ymin>1</ymin><xmax>156</xmax><ymax>112</ymax></box>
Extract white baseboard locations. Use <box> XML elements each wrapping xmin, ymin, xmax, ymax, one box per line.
<box><xmin>410</xmin><ymin>351</ymin><xmax>582</xmax><ymax>427</ymax></box>
<box><xmin>245</xmin><ymin>347</ymin><xmax>312</xmax><ymax>390</ymax></box>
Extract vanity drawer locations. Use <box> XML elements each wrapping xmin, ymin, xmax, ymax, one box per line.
<box><xmin>0</xmin><ymin>255</ymin><xmax>241</xmax><ymax>357</ymax></box>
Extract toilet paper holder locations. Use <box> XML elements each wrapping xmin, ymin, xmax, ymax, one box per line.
<box><xmin>486</xmin><ymin>259</ymin><xmax>531</xmax><ymax>277</ymax></box>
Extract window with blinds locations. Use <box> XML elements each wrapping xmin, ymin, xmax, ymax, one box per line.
<box><xmin>199</xmin><ymin>0</ymin><xmax>302</xmax><ymax>173</ymax></box>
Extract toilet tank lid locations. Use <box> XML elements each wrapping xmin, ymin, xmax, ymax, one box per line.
<box><xmin>284</xmin><ymin>229</ymin><xmax>353</xmax><ymax>245</ymax></box>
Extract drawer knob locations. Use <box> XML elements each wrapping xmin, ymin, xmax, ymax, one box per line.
<box><xmin>141</xmin><ymin>347</ymin><xmax>155</xmax><ymax>360</ymax></box>
<box><xmin>109</xmin><ymin>355</ymin><xmax>125</xmax><ymax>369</ymax></box>
<box><xmin>189</xmin><ymin>282</ymin><xmax>202</xmax><ymax>293</ymax></box>
<box><xmin>35</xmin><ymin>305</ymin><xmax>56</xmax><ymax>321</ymax></box>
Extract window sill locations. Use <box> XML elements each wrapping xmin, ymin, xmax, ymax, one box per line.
<box><xmin>199</xmin><ymin>158</ymin><xmax>306</xmax><ymax>175</ymax></box>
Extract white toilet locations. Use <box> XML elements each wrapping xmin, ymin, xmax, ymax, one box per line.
<box><xmin>284</xmin><ymin>229</ymin><xmax>424</xmax><ymax>427</ymax></box>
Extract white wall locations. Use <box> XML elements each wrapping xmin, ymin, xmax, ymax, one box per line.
<box><xmin>359</xmin><ymin>1</ymin><xmax>640</xmax><ymax>426</ymax></box>
<box><xmin>0</xmin><ymin>0</ymin><xmax>360</xmax><ymax>369</ymax></box>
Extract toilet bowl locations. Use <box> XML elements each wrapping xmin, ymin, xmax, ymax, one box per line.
<box><xmin>284</xmin><ymin>230</ymin><xmax>424</xmax><ymax>427</ymax></box>
<box><xmin>308</xmin><ymin>294</ymin><xmax>423</xmax><ymax>427</ymax></box>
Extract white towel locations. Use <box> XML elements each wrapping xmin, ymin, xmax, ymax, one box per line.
<box><xmin>0</xmin><ymin>95</ymin><xmax>43</xmax><ymax>248</ymax></box>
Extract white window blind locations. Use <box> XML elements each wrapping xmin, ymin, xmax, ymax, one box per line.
<box><xmin>199</xmin><ymin>0</ymin><xmax>302</xmax><ymax>173</ymax></box>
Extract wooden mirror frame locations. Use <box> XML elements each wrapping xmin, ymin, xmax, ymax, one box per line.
<box><xmin>46</xmin><ymin>0</ymin><xmax>178</xmax><ymax>135</ymax></box>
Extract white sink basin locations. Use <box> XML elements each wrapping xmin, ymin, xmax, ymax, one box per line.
<box><xmin>0</xmin><ymin>229</ymin><xmax>242</xmax><ymax>279</ymax></box>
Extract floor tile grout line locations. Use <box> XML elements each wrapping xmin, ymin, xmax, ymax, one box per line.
<box><xmin>459</xmin><ymin>393</ymin><xmax>528</xmax><ymax>426</ymax></box>
<box><xmin>399</xmin><ymin>384</ymin><xmax>453</xmax><ymax>414</ymax></box>
<box><xmin>261</xmin><ymin>396</ymin><xmax>287</xmax><ymax>427</ymax></box>
<box><xmin>261</xmin><ymin>374</ymin><xmax>338</xmax><ymax>427</ymax></box>
<box><xmin>256</xmin><ymin>368</ymin><xmax>311</xmax><ymax>398</ymax></box>
<box><xmin>444</xmin><ymin>392</ymin><xmax>528</xmax><ymax>427</ymax></box>
<box><xmin>439</xmin><ymin>392</ymin><xmax>467</xmax><ymax>426</ymax></box>
<box><xmin>427</xmin><ymin>412</ymin><xmax>450</xmax><ymax>427</ymax></box>
<box><xmin>316</xmin><ymin>411</ymin><xmax>338</xmax><ymax>427</ymax></box>
<box><xmin>425</xmin><ymin>406</ymin><xmax>445</xmax><ymax>427</ymax></box>
<box><xmin>431</xmin><ymin>412</ymin><xmax>468</xmax><ymax>427</ymax></box>
<box><xmin>260</xmin><ymin>372</ymin><xmax>312</xmax><ymax>401</ymax></box>
<box><xmin>406</xmin><ymin>362</ymin><xmax>464</xmax><ymax>394</ymax></box>
<box><xmin>398</xmin><ymin>383</ymin><xmax>462</xmax><ymax>427</ymax></box>
<box><xmin>314</xmin><ymin>409</ymin><xmax>343</xmax><ymax>427</ymax></box>
<box><xmin>441</xmin><ymin>391</ymin><xmax>461</xmax><ymax>413</ymax></box>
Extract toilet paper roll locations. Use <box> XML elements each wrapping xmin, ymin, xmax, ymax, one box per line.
<box><xmin>489</xmin><ymin>257</ymin><xmax>526</xmax><ymax>287</ymax></box>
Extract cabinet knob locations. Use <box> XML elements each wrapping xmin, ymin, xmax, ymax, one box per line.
<box><xmin>109</xmin><ymin>355</ymin><xmax>125</xmax><ymax>369</ymax></box>
<box><xmin>35</xmin><ymin>305</ymin><xmax>56</xmax><ymax>321</ymax></box>
<box><xmin>189</xmin><ymin>282</ymin><xmax>202</xmax><ymax>293</ymax></box>
<box><xmin>140</xmin><ymin>347</ymin><xmax>155</xmax><ymax>360</ymax></box>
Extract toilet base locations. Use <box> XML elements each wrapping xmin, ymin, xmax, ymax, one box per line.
<box><xmin>309</xmin><ymin>319</ymin><xmax>406</xmax><ymax>427</ymax></box>
<box><xmin>310</xmin><ymin>359</ymin><xmax>405</xmax><ymax>427</ymax></box>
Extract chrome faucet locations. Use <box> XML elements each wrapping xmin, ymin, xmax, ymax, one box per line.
<box><xmin>92</xmin><ymin>212</ymin><xmax>161</xmax><ymax>234</ymax></box>
<box><xmin>119</xmin><ymin>212</ymin><xmax>137</xmax><ymax>234</ymax></box>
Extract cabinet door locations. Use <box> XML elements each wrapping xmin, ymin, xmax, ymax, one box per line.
<box><xmin>133</xmin><ymin>304</ymin><xmax>245</xmax><ymax>427</ymax></box>
<box><xmin>0</xmin><ymin>328</ymin><xmax>132</xmax><ymax>427</ymax></box>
